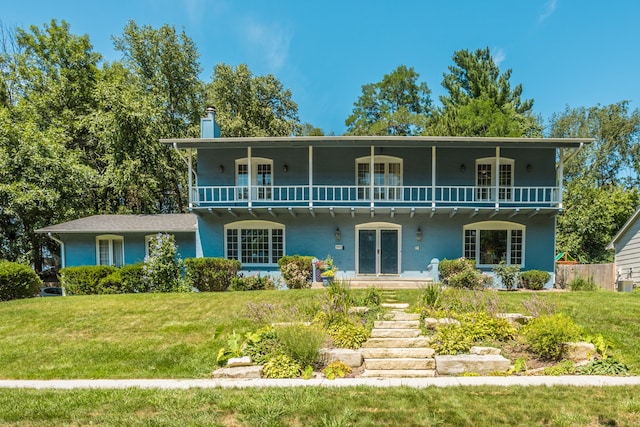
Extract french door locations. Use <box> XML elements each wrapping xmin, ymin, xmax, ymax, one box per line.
<box><xmin>357</xmin><ymin>225</ymin><xmax>400</xmax><ymax>275</ymax></box>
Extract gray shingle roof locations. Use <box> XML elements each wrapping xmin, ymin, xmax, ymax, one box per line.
<box><xmin>35</xmin><ymin>214</ymin><xmax>198</xmax><ymax>234</ymax></box>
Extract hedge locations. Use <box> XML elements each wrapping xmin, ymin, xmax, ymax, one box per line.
<box><xmin>277</xmin><ymin>255</ymin><xmax>314</xmax><ymax>289</ymax></box>
<box><xmin>519</xmin><ymin>270</ymin><xmax>551</xmax><ymax>290</ymax></box>
<box><xmin>59</xmin><ymin>265</ymin><xmax>117</xmax><ymax>295</ymax></box>
<box><xmin>184</xmin><ymin>258</ymin><xmax>241</xmax><ymax>291</ymax></box>
<box><xmin>0</xmin><ymin>261</ymin><xmax>42</xmax><ymax>301</ymax></box>
<box><xmin>98</xmin><ymin>263</ymin><xmax>147</xmax><ymax>294</ymax></box>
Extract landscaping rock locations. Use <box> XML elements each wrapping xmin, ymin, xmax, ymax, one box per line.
<box><xmin>362</xmin><ymin>337</ymin><xmax>431</xmax><ymax>348</ymax></box>
<box><xmin>435</xmin><ymin>354</ymin><xmax>511</xmax><ymax>375</ymax></box>
<box><xmin>361</xmin><ymin>347</ymin><xmax>435</xmax><ymax>359</ymax></box>
<box><xmin>496</xmin><ymin>313</ymin><xmax>533</xmax><ymax>326</ymax></box>
<box><xmin>391</xmin><ymin>312</ymin><xmax>421</xmax><ymax>321</ymax></box>
<box><xmin>319</xmin><ymin>348</ymin><xmax>363</xmax><ymax>368</ymax></box>
<box><xmin>212</xmin><ymin>365</ymin><xmax>263</xmax><ymax>379</ymax></box>
<box><xmin>564</xmin><ymin>342</ymin><xmax>596</xmax><ymax>362</ymax></box>
<box><xmin>381</xmin><ymin>303</ymin><xmax>409</xmax><ymax>309</ymax></box>
<box><xmin>227</xmin><ymin>356</ymin><xmax>252</xmax><ymax>367</ymax></box>
<box><xmin>371</xmin><ymin>328</ymin><xmax>421</xmax><ymax>338</ymax></box>
<box><xmin>374</xmin><ymin>320</ymin><xmax>420</xmax><ymax>329</ymax></box>
<box><xmin>470</xmin><ymin>346</ymin><xmax>502</xmax><ymax>355</ymax></box>
<box><xmin>424</xmin><ymin>317</ymin><xmax>460</xmax><ymax>329</ymax></box>
<box><xmin>365</xmin><ymin>358</ymin><xmax>435</xmax><ymax>370</ymax></box>
<box><xmin>361</xmin><ymin>369</ymin><xmax>436</xmax><ymax>378</ymax></box>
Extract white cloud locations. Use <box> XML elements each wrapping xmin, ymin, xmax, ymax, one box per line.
<box><xmin>243</xmin><ymin>18</ymin><xmax>291</xmax><ymax>70</ymax></box>
<box><xmin>539</xmin><ymin>0</ymin><xmax>558</xmax><ymax>23</ymax></box>
<box><xmin>492</xmin><ymin>47</ymin><xmax>506</xmax><ymax>67</ymax></box>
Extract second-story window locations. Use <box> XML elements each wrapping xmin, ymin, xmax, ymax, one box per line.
<box><xmin>356</xmin><ymin>155</ymin><xmax>403</xmax><ymax>200</ymax></box>
<box><xmin>476</xmin><ymin>157</ymin><xmax>514</xmax><ymax>201</ymax></box>
<box><xmin>236</xmin><ymin>157</ymin><xmax>273</xmax><ymax>200</ymax></box>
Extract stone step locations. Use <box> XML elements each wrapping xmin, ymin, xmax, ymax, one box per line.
<box><xmin>362</xmin><ymin>337</ymin><xmax>430</xmax><ymax>348</ymax></box>
<box><xmin>365</xmin><ymin>358</ymin><xmax>435</xmax><ymax>370</ymax></box>
<box><xmin>361</xmin><ymin>369</ymin><xmax>436</xmax><ymax>378</ymax></box>
<box><xmin>391</xmin><ymin>312</ymin><xmax>421</xmax><ymax>321</ymax></box>
<box><xmin>370</xmin><ymin>328</ymin><xmax>421</xmax><ymax>338</ymax></box>
<box><xmin>371</xmin><ymin>328</ymin><xmax>420</xmax><ymax>338</ymax></box>
<box><xmin>374</xmin><ymin>320</ymin><xmax>420</xmax><ymax>329</ymax></box>
<box><xmin>381</xmin><ymin>303</ymin><xmax>410</xmax><ymax>309</ymax></box>
<box><xmin>435</xmin><ymin>354</ymin><xmax>511</xmax><ymax>375</ymax></box>
<box><xmin>361</xmin><ymin>347</ymin><xmax>435</xmax><ymax>359</ymax></box>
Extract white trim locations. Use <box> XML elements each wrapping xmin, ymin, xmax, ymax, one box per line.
<box><xmin>235</xmin><ymin>156</ymin><xmax>274</xmax><ymax>201</ymax></box>
<box><xmin>224</xmin><ymin>220</ymin><xmax>285</xmax><ymax>266</ymax></box>
<box><xmin>355</xmin><ymin>222</ymin><xmax>402</xmax><ymax>276</ymax></box>
<box><xmin>475</xmin><ymin>156</ymin><xmax>514</xmax><ymax>201</ymax></box>
<box><xmin>355</xmin><ymin>155</ymin><xmax>404</xmax><ymax>201</ymax></box>
<box><xmin>463</xmin><ymin>221</ymin><xmax>525</xmax><ymax>268</ymax></box>
<box><xmin>95</xmin><ymin>234</ymin><xmax>124</xmax><ymax>267</ymax></box>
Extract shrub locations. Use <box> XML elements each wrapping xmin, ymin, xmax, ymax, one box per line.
<box><xmin>418</xmin><ymin>283</ymin><xmax>443</xmax><ymax>310</ymax></box>
<box><xmin>276</xmin><ymin>324</ymin><xmax>325</xmax><ymax>367</ymax></box>
<box><xmin>522</xmin><ymin>314</ymin><xmax>582</xmax><ymax>360</ymax></box>
<box><xmin>357</xmin><ymin>286</ymin><xmax>382</xmax><ymax>308</ymax></box>
<box><xmin>439</xmin><ymin>258</ymin><xmax>475</xmax><ymax>282</ymax></box>
<box><xmin>59</xmin><ymin>265</ymin><xmax>117</xmax><ymax>295</ymax></box>
<box><xmin>519</xmin><ymin>270</ymin><xmax>551</xmax><ymax>290</ymax></box>
<box><xmin>143</xmin><ymin>234</ymin><xmax>187</xmax><ymax>293</ymax></box>
<box><xmin>0</xmin><ymin>261</ymin><xmax>42</xmax><ymax>301</ymax></box>
<box><xmin>458</xmin><ymin>311</ymin><xmax>516</xmax><ymax>342</ymax></box>
<box><xmin>431</xmin><ymin>324</ymin><xmax>473</xmax><ymax>355</ymax></box>
<box><xmin>492</xmin><ymin>262</ymin><xmax>520</xmax><ymax>290</ymax></box>
<box><xmin>541</xmin><ymin>360</ymin><xmax>577</xmax><ymax>376</ymax></box>
<box><xmin>229</xmin><ymin>274</ymin><xmax>277</xmax><ymax>291</ymax></box>
<box><xmin>263</xmin><ymin>354</ymin><xmax>301</xmax><ymax>378</ymax></box>
<box><xmin>448</xmin><ymin>268</ymin><xmax>486</xmax><ymax>290</ymax></box>
<box><xmin>569</xmin><ymin>275</ymin><xmax>598</xmax><ymax>291</ymax></box>
<box><xmin>579</xmin><ymin>358</ymin><xmax>630</xmax><ymax>376</ymax></box>
<box><xmin>98</xmin><ymin>263</ymin><xmax>146</xmax><ymax>294</ymax></box>
<box><xmin>327</xmin><ymin>321</ymin><xmax>369</xmax><ymax>350</ymax></box>
<box><xmin>244</xmin><ymin>327</ymin><xmax>283</xmax><ymax>365</ymax></box>
<box><xmin>278</xmin><ymin>255</ymin><xmax>313</xmax><ymax>289</ymax></box>
<box><xmin>184</xmin><ymin>257</ymin><xmax>240</xmax><ymax>292</ymax></box>
<box><xmin>323</xmin><ymin>361</ymin><xmax>352</xmax><ymax>379</ymax></box>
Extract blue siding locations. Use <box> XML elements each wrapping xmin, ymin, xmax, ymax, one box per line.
<box><xmin>62</xmin><ymin>232</ymin><xmax>196</xmax><ymax>267</ymax></box>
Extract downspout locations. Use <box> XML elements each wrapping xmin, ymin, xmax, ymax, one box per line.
<box><xmin>47</xmin><ymin>232</ymin><xmax>65</xmax><ymax>269</ymax></box>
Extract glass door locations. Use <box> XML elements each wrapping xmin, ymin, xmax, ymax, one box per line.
<box><xmin>357</xmin><ymin>227</ymin><xmax>400</xmax><ymax>275</ymax></box>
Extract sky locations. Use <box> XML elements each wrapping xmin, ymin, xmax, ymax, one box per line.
<box><xmin>3</xmin><ymin>0</ymin><xmax>640</xmax><ymax>135</ymax></box>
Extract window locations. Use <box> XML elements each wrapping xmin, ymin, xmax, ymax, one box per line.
<box><xmin>476</xmin><ymin>157</ymin><xmax>514</xmax><ymax>201</ymax></box>
<box><xmin>463</xmin><ymin>221</ymin><xmax>524</xmax><ymax>267</ymax></box>
<box><xmin>145</xmin><ymin>234</ymin><xmax>173</xmax><ymax>258</ymax></box>
<box><xmin>355</xmin><ymin>156</ymin><xmax>403</xmax><ymax>200</ymax></box>
<box><xmin>225</xmin><ymin>221</ymin><xmax>284</xmax><ymax>265</ymax></box>
<box><xmin>236</xmin><ymin>157</ymin><xmax>273</xmax><ymax>200</ymax></box>
<box><xmin>96</xmin><ymin>235</ymin><xmax>124</xmax><ymax>267</ymax></box>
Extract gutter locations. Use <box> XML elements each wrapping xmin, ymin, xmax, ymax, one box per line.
<box><xmin>47</xmin><ymin>232</ymin><xmax>65</xmax><ymax>269</ymax></box>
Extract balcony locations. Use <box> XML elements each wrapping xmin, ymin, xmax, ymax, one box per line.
<box><xmin>191</xmin><ymin>185</ymin><xmax>560</xmax><ymax>211</ymax></box>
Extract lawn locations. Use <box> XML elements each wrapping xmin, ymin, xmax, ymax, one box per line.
<box><xmin>1</xmin><ymin>386</ymin><xmax>639</xmax><ymax>426</ymax></box>
<box><xmin>1</xmin><ymin>289</ymin><xmax>639</xmax><ymax>379</ymax></box>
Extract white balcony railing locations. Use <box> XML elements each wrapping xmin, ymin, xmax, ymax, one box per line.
<box><xmin>191</xmin><ymin>185</ymin><xmax>560</xmax><ymax>208</ymax></box>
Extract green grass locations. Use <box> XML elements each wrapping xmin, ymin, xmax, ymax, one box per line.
<box><xmin>1</xmin><ymin>289</ymin><xmax>639</xmax><ymax>379</ymax></box>
<box><xmin>1</xmin><ymin>386</ymin><xmax>639</xmax><ymax>426</ymax></box>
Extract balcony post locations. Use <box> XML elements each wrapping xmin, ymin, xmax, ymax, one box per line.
<box><xmin>431</xmin><ymin>146</ymin><xmax>436</xmax><ymax>207</ymax></box>
<box><xmin>188</xmin><ymin>148</ymin><xmax>193</xmax><ymax>208</ymax></box>
<box><xmin>247</xmin><ymin>146</ymin><xmax>252</xmax><ymax>207</ymax></box>
<box><xmin>309</xmin><ymin>145</ymin><xmax>313</xmax><ymax>207</ymax></box>
<box><xmin>370</xmin><ymin>145</ymin><xmax>375</xmax><ymax>208</ymax></box>
<box><xmin>557</xmin><ymin>148</ymin><xmax>564</xmax><ymax>209</ymax></box>
<box><xmin>495</xmin><ymin>146</ymin><xmax>500</xmax><ymax>209</ymax></box>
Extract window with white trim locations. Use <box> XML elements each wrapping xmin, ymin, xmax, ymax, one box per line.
<box><xmin>463</xmin><ymin>221</ymin><xmax>524</xmax><ymax>267</ymax></box>
<box><xmin>355</xmin><ymin>155</ymin><xmax>403</xmax><ymax>200</ymax></box>
<box><xmin>225</xmin><ymin>221</ymin><xmax>284</xmax><ymax>265</ymax></box>
<box><xmin>476</xmin><ymin>157</ymin><xmax>514</xmax><ymax>201</ymax></box>
<box><xmin>96</xmin><ymin>235</ymin><xmax>124</xmax><ymax>267</ymax></box>
<box><xmin>236</xmin><ymin>157</ymin><xmax>273</xmax><ymax>200</ymax></box>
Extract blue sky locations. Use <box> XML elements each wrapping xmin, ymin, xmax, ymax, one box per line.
<box><xmin>3</xmin><ymin>0</ymin><xmax>640</xmax><ymax>135</ymax></box>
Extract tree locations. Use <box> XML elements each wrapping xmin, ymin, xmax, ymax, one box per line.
<box><xmin>206</xmin><ymin>63</ymin><xmax>300</xmax><ymax>137</ymax></box>
<box><xmin>345</xmin><ymin>65</ymin><xmax>432</xmax><ymax>136</ymax></box>
<box><xmin>432</xmin><ymin>47</ymin><xmax>540</xmax><ymax>137</ymax></box>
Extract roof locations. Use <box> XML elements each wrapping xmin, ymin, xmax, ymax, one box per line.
<box><xmin>36</xmin><ymin>214</ymin><xmax>198</xmax><ymax>234</ymax></box>
<box><xmin>607</xmin><ymin>208</ymin><xmax>640</xmax><ymax>251</ymax></box>
<box><xmin>160</xmin><ymin>135</ymin><xmax>594</xmax><ymax>149</ymax></box>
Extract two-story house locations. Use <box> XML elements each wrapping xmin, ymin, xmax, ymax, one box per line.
<box><xmin>38</xmin><ymin>108</ymin><xmax>591</xmax><ymax>284</ymax></box>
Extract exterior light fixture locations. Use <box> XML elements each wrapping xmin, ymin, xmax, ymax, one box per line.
<box><xmin>283</xmin><ymin>164</ymin><xmax>289</xmax><ymax>173</ymax></box>
<box><xmin>460</xmin><ymin>164</ymin><xmax>466</xmax><ymax>173</ymax></box>
<box><xmin>526</xmin><ymin>164</ymin><xmax>532</xmax><ymax>173</ymax></box>
<box><xmin>335</xmin><ymin>227</ymin><xmax>341</xmax><ymax>241</ymax></box>
<box><xmin>416</xmin><ymin>227</ymin><xmax>422</xmax><ymax>242</ymax></box>
<box><xmin>218</xmin><ymin>164</ymin><xmax>224</xmax><ymax>173</ymax></box>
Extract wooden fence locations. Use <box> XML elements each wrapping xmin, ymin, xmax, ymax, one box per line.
<box><xmin>555</xmin><ymin>263</ymin><xmax>616</xmax><ymax>291</ymax></box>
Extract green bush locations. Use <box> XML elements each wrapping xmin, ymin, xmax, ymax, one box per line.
<box><xmin>569</xmin><ymin>276</ymin><xmax>598</xmax><ymax>291</ymax></box>
<box><xmin>327</xmin><ymin>321</ymin><xmax>369</xmax><ymax>350</ymax></box>
<box><xmin>263</xmin><ymin>354</ymin><xmax>301</xmax><ymax>378</ymax></box>
<box><xmin>277</xmin><ymin>255</ymin><xmax>313</xmax><ymax>289</ymax></box>
<box><xmin>184</xmin><ymin>258</ymin><xmax>241</xmax><ymax>292</ymax></box>
<box><xmin>458</xmin><ymin>311</ymin><xmax>516</xmax><ymax>342</ymax></box>
<box><xmin>439</xmin><ymin>258</ymin><xmax>475</xmax><ymax>282</ymax></box>
<box><xmin>448</xmin><ymin>268</ymin><xmax>486</xmax><ymax>290</ymax></box>
<box><xmin>578</xmin><ymin>358</ymin><xmax>630</xmax><ymax>376</ymax></box>
<box><xmin>229</xmin><ymin>274</ymin><xmax>277</xmax><ymax>291</ymax></box>
<box><xmin>431</xmin><ymin>324</ymin><xmax>473</xmax><ymax>355</ymax></box>
<box><xmin>0</xmin><ymin>261</ymin><xmax>42</xmax><ymax>301</ymax></box>
<box><xmin>59</xmin><ymin>265</ymin><xmax>117</xmax><ymax>295</ymax></box>
<box><xmin>244</xmin><ymin>327</ymin><xmax>283</xmax><ymax>365</ymax></box>
<box><xmin>522</xmin><ymin>314</ymin><xmax>582</xmax><ymax>360</ymax></box>
<box><xmin>276</xmin><ymin>324</ymin><xmax>325</xmax><ymax>367</ymax></box>
<box><xmin>323</xmin><ymin>361</ymin><xmax>352</xmax><ymax>379</ymax></box>
<box><xmin>143</xmin><ymin>234</ymin><xmax>187</xmax><ymax>293</ymax></box>
<box><xmin>519</xmin><ymin>270</ymin><xmax>551</xmax><ymax>290</ymax></box>
<box><xmin>98</xmin><ymin>263</ymin><xmax>146</xmax><ymax>294</ymax></box>
<box><xmin>492</xmin><ymin>262</ymin><xmax>520</xmax><ymax>290</ymax></box>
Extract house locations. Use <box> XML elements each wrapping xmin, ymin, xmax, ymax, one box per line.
<box><xmin>38</xmin><ymin>108</ymin><xmax>592</xmax><ymax>283</ymax></box>
<box><xmin>36</xmin><ymin>214</ymin><xmax>198</xmax><ymax>268</ymax></box>
<box><xmin>606</xmin><ymin>208</ymin><xmax>640</xmax><ymax>290</ymax></box>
